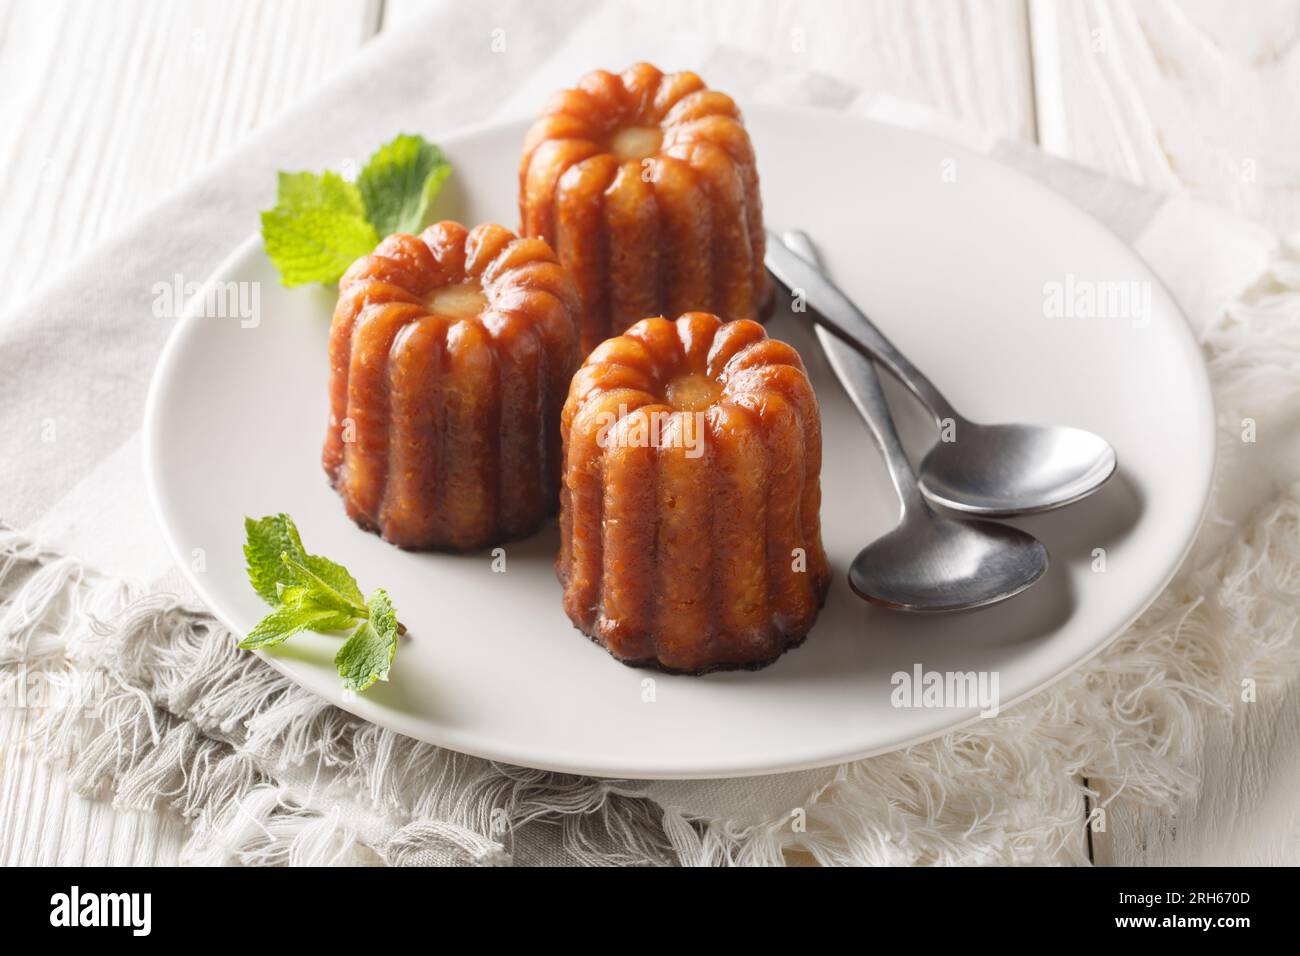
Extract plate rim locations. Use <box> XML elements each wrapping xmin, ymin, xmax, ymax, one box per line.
<box><xmin>142</xmin><ymin>105</ymin><xmax>1218</xmax><ymax>778</ymax></box>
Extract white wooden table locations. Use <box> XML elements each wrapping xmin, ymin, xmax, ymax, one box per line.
<box><xmin>2</xmin><ymin>0</ymin><xmax>1296</xmax><ymax>866</ymax></box>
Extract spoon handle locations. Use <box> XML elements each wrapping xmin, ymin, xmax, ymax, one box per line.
<box><xmin>765</xmin><ymin>230</ymin><xmax>958</xmax><ymax>427</ymax></box>
<box><xmin>780</xmin><ymin>232</ymin><xmax>927</xmax><ymax>518</ymax></box>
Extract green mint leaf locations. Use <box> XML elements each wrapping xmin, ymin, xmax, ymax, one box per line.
<box><xmin>356</xmin><ymin>134</ymin><xmax>452</xmax><ymax>238</ymax></box>
<box><xmin>301</xmin><ymin>554</ymin><xmax>365</xmax><ymax>607</ymax></box>
<box><xmin>275</xmin><ymin>170</ymin><xmax>365</xmax><ymax>216</ymax></box>
<box><xmin>261</xmin><ymin>206</ymin><xmax>378</xmax><ymax>288</ymax></box>
<box><xmin>240</xmin><ymin>601</ymin><xmax>352</xmax><ymax>650</ymax></box>
<box><xmin>244</xmin><ymin>513</ymin><xmax>308</xmax><ymax>605</ymax></box>
<box><xmin>276</xmin><ymin>581</ymin><xmax>305</xmax><ymax>604</ymax></box>
<box><xmin>282</xmin><ymin>555</ymin><xmax>367</xmax><ymax>618</ymax></box>
<box><xmin>261</xmin><ymin>170</ymin><xmax>378</xmax><ymax>287</ymax></box>
<box><xmin>245</xmin><ymin>513</ymin><xmax>364</xmax><ymax>628</ymax></box>
<box><xmin>335</xmin><ymin>589</ymin><xmax>399</xmax><ymax>692</ymax></box>
<box><xmin>277</xmin><ymin>582</ymin><xmax>356</xmax><ymax>635</ymax></box>
<box><xmin>242</xmin><ymin>513</ymin><xmax>403</xmax><ymax>691</ymax></box>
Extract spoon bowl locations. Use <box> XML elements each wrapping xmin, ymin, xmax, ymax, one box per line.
<box><xmin>849</xmin><ymin>513</ymin><xmax>1049</xmax><ymax>611</ymax></box>
<box><xmin>764</xmin><ymin>231</ymin><xmax>1118</xmax><ymax>516</ymax></box>
<box><xmin>920</xmin><ymin>422</ymin><xmax>1117</xmax><ymax>516</ymax></box>
<box><xmin>775</xmin><ymin>228</ymin><xmax>1052</xmax><ymax>612</ymax></box>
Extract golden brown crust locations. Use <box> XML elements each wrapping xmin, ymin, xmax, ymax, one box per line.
<box><xmin>557</xmin><ymin>312</ymin><xmax>831</xmax><ymax>673</ymax></box>
<box><xmin>520</xmin><ymin>63</ymin><xmax>773</xmax><ymax>353</ymax></box>
<box><xmin>324</xmin><ymin>221</ymin><xmax>581</xmax><ymax>551</ymax></box>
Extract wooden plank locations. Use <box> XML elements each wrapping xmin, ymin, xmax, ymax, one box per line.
<box><xmin>0</xmin><ymin>0</ymin><xmax>380</xmax><ymax>867</ymax></box>
<box><xmin>0</xmin><ymin>0</ymin><xmax>380</xmax><ymax>310</ymax></box>
<box><xmin>1029</xmin><ymin>0</ymin><xmax>1300</xmax><ymax>234</ymax></box>
<box><xmin>383</xmin><ymin>0</ymin><xmax>1038</xmax><ymax>143</ymax></box>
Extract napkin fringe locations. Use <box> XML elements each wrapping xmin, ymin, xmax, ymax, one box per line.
<box><xmin>0</xmin><ymin>528</ymin><xmax>680</xmax><ymax>866</ymax></box>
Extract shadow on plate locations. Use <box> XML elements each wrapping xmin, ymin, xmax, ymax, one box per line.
<box><xmin>1016</xmin><ymin>464</ymin><xmax>1145</xmax><ymax>559</ymax></box>
<box><xmin>266</xmin><ymin>632</ymin><xmax>457</xmax><ymax>719</ymax></box>
<box><xmin>706</xmin><ymin>551</ymin><xmax>1076</xmax><ymax>692</ymax></box>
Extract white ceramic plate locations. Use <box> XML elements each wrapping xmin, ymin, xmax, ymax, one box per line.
<box><xmin>144</xmin><ymin>105</ymin><xmax>1214</xmax><ymax>779</ymax></box>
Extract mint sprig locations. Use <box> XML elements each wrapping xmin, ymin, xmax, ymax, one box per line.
<box><xmin>335</xmin><ymin>590</ymin><xmax>399</xmax><ymax>694</ymax></box>
<box><xmin>241</xmin><ymin>513</ymin><xmax>402</xmax><ymax>693</ymax></box>
<box><xmin>260</xmin><ymin>133</ymin><xmax>452</xmax><ymax>288</ymax></box>
<box><xmin>357</xmin><ymin>134</ymin><xmax>451</xmax><ymax>238</ymax></box>
<box><xmin>261</xmin><ymin>172</ymin><xmax>378</xmax><ymax>287</ymax></box>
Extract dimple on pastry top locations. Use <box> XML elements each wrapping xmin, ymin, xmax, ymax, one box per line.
<box><xmin>324</xmin><ymin>221</ymin><xmax>581</xmax><ymax>551</ymax></box>
<box><xmin>557</xmin><ymin>312</ymin><xmax>830</xmax><ymax>673</ymax></box>
<box><xmin>520</xmin><ymin>63</ymin><xmax>772</xmax><ymax>353</ymax></box>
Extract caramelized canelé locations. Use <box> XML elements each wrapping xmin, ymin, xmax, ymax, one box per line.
<box><xmin>324</xmin><ymin>221</ymin><xmax>581</xmax><ymax>550</ymax></box>
<box><xmin>557</xmin><ymin>312</ymin><xmax>830</xmax><ymax>673</ymax></box>
<box><xmin>520</xmin><ymin>63</ymin><xmax>772</xmax><ymax>352</ymax></box>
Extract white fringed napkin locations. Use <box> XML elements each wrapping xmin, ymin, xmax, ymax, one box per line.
<box><xmin>2</xmin><ymin>1</ymin><xmax>1298</xmax><ymax>865</ymax></box>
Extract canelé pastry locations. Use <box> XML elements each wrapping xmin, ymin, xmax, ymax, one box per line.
<box><xmin>520</xmin><ymin>63</ymin><xmax>772</xmax><ymax>352</ymax></box>
<box><xmin>324</xmin><ymin>221</ymin><xmax>581</xmax><ymax>551</ymax></box>
<box><xmin>558</xmin><ymin>312</ymin><xmax>831</xmax><ymax>673</ymax></box>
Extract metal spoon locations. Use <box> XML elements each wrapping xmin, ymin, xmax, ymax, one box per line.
<box><xmin>765</xmin><ymin>231</ymin><xmax>1117</xmax><ymax>516</ymax></box>
<box><xmin>782</xmin><ymin>231</ymin><xmax>1049</xmax><ymax>611</ymax></box>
